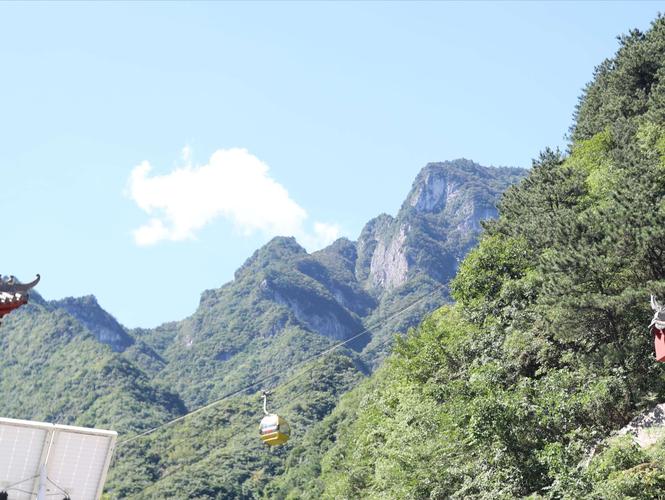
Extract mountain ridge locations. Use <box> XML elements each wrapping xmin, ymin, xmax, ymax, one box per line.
<box><xmin>25</xmin><ymin>159</ymin><xmax>525</xmax><ymax>410</ymax></box>
<box><xmin>0</xmin><ymin>158</ymin><xmax>526</xmax><ymax>497</ymax></box>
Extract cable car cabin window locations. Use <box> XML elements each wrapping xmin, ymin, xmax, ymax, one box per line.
<box><xmin>260</xmin><ymin>415</ymin><xmax>279</xmax><ymax>434</ymax></box>
<box><xmin>262</xmin><ymin>424</ymin><xmax>278</xmax><ymax>433</ymax></box>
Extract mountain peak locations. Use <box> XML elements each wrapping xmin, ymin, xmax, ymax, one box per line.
<box><xmin>404</xmin><ymin>159</ymin><xmax>482</xmax><ymax>214</ymax></box>
<box><xmin>402</xmin><ymin>159</ymin><xmax>525</xmax><ymax>215</ymax></box>
<box><xmin>264</xmin><ymin>235</ymin><xmax>307</xmax><ymax>253</ymax></box>
<box><xmin>315</xmin><ymin>237</ymin><xmax>357</xmax><ymax>262</ymax></box>
<box><xmin>55</xmin><ymin>294</ymin><xmax>99</xmax><ymax>307</ymax></box>
<box><xmin>50</xmin><ymin>295</ymin><xmax>134</xmax><ymax>352</ymax></box>
<box><xmin>234</xmin><ymin>236</ymin><xmax>307</xmax><ymax>280</ymax></box>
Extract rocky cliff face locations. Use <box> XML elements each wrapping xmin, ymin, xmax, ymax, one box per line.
<box><xmin>406</xmin><ymin>165</ymin><xmax>457</xmax><ymax>213</ymax></box>
<box><xmin>367</xmin><ymin>222</ymin><xmax>409</xmax><ymax>290</ymax></box>
<box><xmin>357</xmin><ymin>159</ymin><xmax>525</xmax><ymax>295</ymax></box>
<box><xmin>50</xmin><ymin>295</ymin><xmax>134</xmax><ymax>352</ymax></box>
<box><xmin>617</xmin><ymin>403</ymin><xmax>665</xmax><ymax>448</ymax></box>
<box><xmin>355</xmin><ymin>214</ymin><xmax>395</xmax><ymax>284</ymax></box>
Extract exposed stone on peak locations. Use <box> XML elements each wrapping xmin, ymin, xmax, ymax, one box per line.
<box><xmin>296</xmin><ymin>256</ymin><xmax>375</xmax><ymax>317</ymax></box>
<box><xmin>458</xmin><ymin>205</ymin><xmax>497</xmax><ymax>233</ymax></box>
<box><xmin>355</xmin><ymin>214</ymin><xmax>396</xmax><ymax>284</ymax></box>
<box><xmin>265</xmin><ymin>281</ymin><xmax>364</xmax><ymax>343</ymax></box>
<box><xmin>50</xmin><ymin>295</ymin><xmax>135</xmax><ymax>352</ymax></box>
<box><xmin>354</xmin><ymin>160</ymin><xmax>526</xmax><ymax>295</ymax></box>
<box><xmin>406</xmin><ymin>163</ymin><xmax>457</xmax><ymax>214</ymax></box>
<box><xmin>401</xmin><ymin>159</ymin><xmax>524</xmax><ymax>216</ymax></box>
<box><xmin>369</xmin><ymin>224</ymin><xmax>409</xmax><ymax>290</ymax></box>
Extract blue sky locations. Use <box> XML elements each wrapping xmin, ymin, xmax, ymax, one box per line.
<box><xmin>0</xmin><ymin>2</ymin><xmax>660</xmax><ymax>327</ymax></box>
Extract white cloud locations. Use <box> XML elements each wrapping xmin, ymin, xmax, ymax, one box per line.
<box><xmin>126</xmin><ymin>147</ymin><xmax>341</xmax><ymax>250</ymax></box>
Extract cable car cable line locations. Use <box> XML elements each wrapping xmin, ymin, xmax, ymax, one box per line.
<box><xmin>132</xmin><ymin>287</ymin><xmax>440</xmax><ymax>499</ymax></box>
<box><xmin>132</xmin><ymin>331</ymin><xmax>405</xmax><ymax>498</ymax></box>
<box><xmin>131</xmin><ymin>382</ymin><xmax>321</xmax><ymax>497</ymax></box>
<box><xmin>116</xmin><ymin>282</ymin><xmax>446</xmax><ymax>448</ymax></box>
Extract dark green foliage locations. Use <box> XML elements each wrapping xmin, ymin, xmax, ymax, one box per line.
<box><xmin>105</xmin><ymin>353</ymin><xmax>364</xmax><ymax>499</ymax></box>
<box><xmin>573</xmin><ymin>16</ymin><xmax>665</xmax><ymax>142</ymax></box>
<box><xmin>0</xmin><ymin>302</ymin><xmax>185</xmax><ymax>434</ymax></box>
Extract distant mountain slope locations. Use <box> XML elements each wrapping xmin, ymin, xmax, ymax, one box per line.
<box><xmin>49</xmin><ymin>295</ymin><xmax>169</xmax><ymax>378</ymax></box>
<box><xmin>102</xmin><ymin>160</ymin><xmax>523</xmax><ymax>496</ymax></box>
<box><xmin>0</xmin><ymin>297</ymin><xmax>185</xmax><ymax>434</ymax></box>
<box><xmin>50</xmin><ymin>295</ymin><xmax>134</xmax><ymax>351</ymax></box>
<box><xmin>1</xmin><ymin>159</ymin><xmax>523</xmax><ymax>419</ymax></box>
<box><xmin>105</xmin><ymin>353</ymin><xmax>364</xmax><ymax>498</ymax></box>
<box><xmin>358</xmin><ymin>160</ymin><xmax>524</xmax><ymax>294</ymax></box>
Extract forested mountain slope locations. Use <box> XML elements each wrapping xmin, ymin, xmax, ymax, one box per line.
<box><xmin>106</xmin><ymin>353</ymin><xmax>364</xmax><ymax>498</ymax></box>
<box><xmin>50</xmin><ymin>160</ymin><xmax>522</xmax><ymax>411</ymax></box>
<box><xmin>0</xmin><ymin>295</ymin><xmax>185</xmax><ymax>435</ymax></box>
<box><xmin>284</xmin><ymin>15</ymin><xmax>665</xmax><ymax>499</ymax></box>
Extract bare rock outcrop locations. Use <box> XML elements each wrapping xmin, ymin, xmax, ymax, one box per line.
<box><xmin>617</xmin><ymin>403</ymin><xmax>665</xmax><ymax>448</ymax></box>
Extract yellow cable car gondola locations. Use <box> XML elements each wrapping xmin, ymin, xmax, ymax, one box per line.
<box><xmin>259</xmin><ymin>391</ymin><xmax>290</xmax><ymax>446</ymax></box>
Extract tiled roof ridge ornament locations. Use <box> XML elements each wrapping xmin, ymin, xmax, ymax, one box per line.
<box><xmin>0</xmin><ymin>274</ymin><xmax>40</xmax><ymax>294</ymax></box>
<box><xmin>650</xmin><ymin>294</ymin><xmax>665</xmax><ymax>362</ymax></box>
<box><xmin>650</xmin><ymin>294</ymin><xmax>665</xmax><ymax>331</ymax></box>
<box><xmin>0</xmin><ymin>274</ymin><xmax>40</xmax><ymax>322</ymax></box>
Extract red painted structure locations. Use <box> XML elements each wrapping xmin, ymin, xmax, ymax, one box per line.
<box><xmin>0</xmin><ymin>274</ymin><xmax>40</xmax><ymax>322</ymax></box>
<box><xmin>0</xmin><ymin>294</ymin><xmax>28</xmax><ymax>319</ymax></box>
<box><xmin>653</xmin><ymin>327</ymin><xmax>665</xmax><ymax>362</ymax></box>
